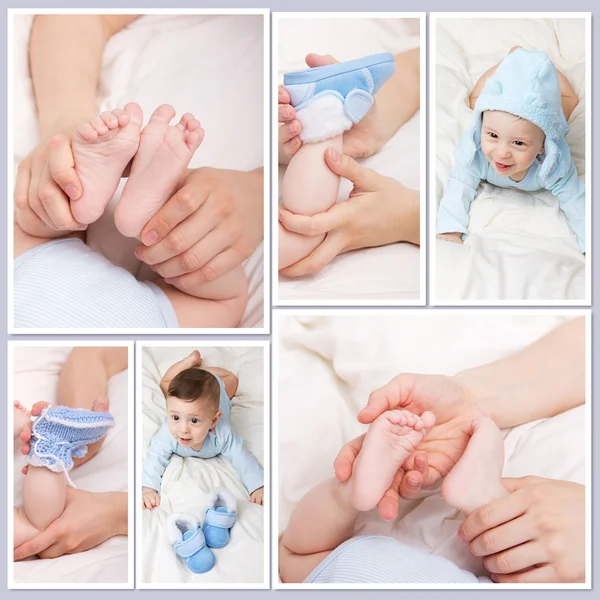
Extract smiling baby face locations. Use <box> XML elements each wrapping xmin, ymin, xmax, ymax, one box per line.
<box><xmin>480</xmin><ymin>111</ymin><xmax>545</xmax><ymax>182</ymax></box>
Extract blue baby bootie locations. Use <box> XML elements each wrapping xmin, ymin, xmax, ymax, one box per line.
<box><xmin>167</xmin><ymin>513</ymin><xmax>216</xmax><ymax>574</ymax></box>
<box><xmin>283</xmin><ymin>52</ymin><xmax>395</xmax><ymax>143</ymax></box>
<box><xmin>202</xmin><ymin>488</ymin><xmax>237</xmax><ymax>549</ymax></box>
<box><xmin>27</xmin><ymin>405</ymin><xmax>114</xmax><ymax>486</ymax></box>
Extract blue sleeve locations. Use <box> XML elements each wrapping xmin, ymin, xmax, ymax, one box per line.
<box><xmin>547</xmin><ymin>161</ymin><xmax>586</xmax><ymax>253</ymax></box>
<box><xmin>436</xmin><ymin>145</ymin><xmax>484</xmax><ymax>236</ymax></box>
<box><xmin>142</xmin><ymin>422</ymin><xmax>175</xmax><ymax>491</ymax></box>
<box><xmin>220</xmin><ymin>430</ymin><xmax>264</xmax><ymax>494</ymax></box>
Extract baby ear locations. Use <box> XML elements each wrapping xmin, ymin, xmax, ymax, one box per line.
<box><xmin>210</xmin><ymin>410</ymin><xmax>222</xmax><ymax>429</ymax></box>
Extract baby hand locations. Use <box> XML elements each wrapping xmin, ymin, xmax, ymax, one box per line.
<box><xmin>437</xmin><ymin>232</ymin><xmax>464</xmax><ymax>245</ymax></box>
<box><xmin>142</xmin><ymin>486</ymin><xmax>161</xmax><ymax>510</ymax></box>
<box><xmin>250</xmin><ymin>487</ymin><xmax>264</xmax><ymax>506</ymax></box>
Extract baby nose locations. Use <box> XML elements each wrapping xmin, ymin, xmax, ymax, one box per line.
<box><xmin>498</xmin><ymin>143</ymin><xmax>512</xmax><ymax>159</ymax></box>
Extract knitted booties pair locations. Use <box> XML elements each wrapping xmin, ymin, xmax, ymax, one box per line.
<box><xmin>167</xmin><ymin>489</ymin><xmax>237</xmax><ymax>575</ymax></box>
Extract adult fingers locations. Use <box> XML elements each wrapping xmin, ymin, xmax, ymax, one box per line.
<box><xmin>324</xmin><ymin>148</ymin><xmax>380</xmax><ymax>191</ymax></box>
<box><xmin>38</xmin><ymin>163</ymin><xmax>82</xmax><ymax>231</ymax></box>
<box><xmin>31</xmin><ymin>401</ymin><xmax>49</xmax><ymax>416</ymax></box>
<box><xmin>378</xmin><ymin>468</ymin><xmax>407</xmax><ymax>520</ymax></box>
<box><xmin>333</xmin><ymin>434</ymin><xmax>365</xmax><ymax>482</ymax></box>
<box><xmin>491</xmin><ymin>564</ymin><xmax>557</xmax><ymax>584</ymax></box>
<box><xmin>139</xmin><ymin>183</ymin><xmax>210</xmax><ymax>248</ymax></box>
<box><xmin>278</xmin><ymin>202</ymin><xmax>355</xmax><ymax>236</ymax></box>
<box><xmin>501</xmin><ymin>476</ymin><xmax>544</xmax><ymax>493</ymax></box>
<box><xmin>398</xmin><ymin>454</ymin><xmax>428</xmax><ymax>500</ymax></box>
<box><xmin>28</xmin><ymin>158</ymin><xmax>56</xmax><ymax>230</ymax></box>
<box><xmin>459</xmin><ymin>489</ymin><xmax>530</xmax><ymax>544</ymax></box>
<box><xmin>279</xmin><ymin>233</ymin><xmax>343</xmax><ymax>277</ymax></box>
<box><xmin>14</xmin><ymin>526</ymin><xmax>59</xmax><ymax>561</ymax></box>
<box><xmin>152</xmin><ymin>230</ymin><xmax>230</xmax><ymax>279</ymax></box>
<box><xmin>483</xmin><ymin>541</ymin><xmax>548</xmax><ymax>576</ymax></box>
<box><xmin>357</xmin><ymin>375</ymin><xmax>413</xmax><ymax>424</ymax></box>
<box><xmin>47</xmin><ymin>134</ymin><xmax>82</xmax><ymax>200</ymax></box>
<box><xmin>14</xmin><ymin>157</ymin><xmax>32</xmax><ymax>213</ymax></box>
<box><xmin>305</xmin><ymin>53</ymin><xmax>339</xmax><ymax>67</ymax></box>
<box><xmin>279</xmin><ymin>103</ymin><xmax>296</xmax><ymax>124</ymax></box>
<box><xmin>469</xmin><ymin>514</ymin><xmax>537</xmax><ymax>557</ymax></box>
<box><xmin>278</xmin><ymin>85</ymin><xmax>291</xmax><ymax>106</ymax></box>
<box><xmin>279</xmin><ymin>120</ymin><xmax>302</xmax><ymax>145</ymax></box>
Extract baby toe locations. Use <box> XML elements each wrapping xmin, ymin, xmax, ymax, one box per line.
<box><xmin>112</xmin><ymin>109</ymin><xmax>131</xmax><ymax>127</ymax></box>
<box><xmin>90</xmin><ymin>115</ymin><xmax>109</xmax><ymax>135</ymax></box>
<box><xmin>150</xmin><ymin>104</ymin><xmax>176</xmax><ymax>123</ymax></box>
<box><xmin>77</xmin><ymin>122</ymin><xmax>99</xmax><ymax>142</ymax></box>
<box><xmin>100</xmin><ymin>111</ymin><xmax>118</xmax><ymax>129</ymax></box>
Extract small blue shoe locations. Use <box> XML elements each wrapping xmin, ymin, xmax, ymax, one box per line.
<box><xmin>27</xmin><ymin>405</ymin><xmax>114</xmax><ymax>486</ymax></box>
<box><xmin>202</xmin><ymin>488</ymin><xmax>237</xmax><ymax>549</ymax></box>
<box><xmin>167</xmin><ymin>513</ymin><xmax>216</xmax><ymax>574</ymax></box>
<box><xmin>283</xmin><ymin>52</ymin><xmax>395</xmax><ymax>143</ymax></box>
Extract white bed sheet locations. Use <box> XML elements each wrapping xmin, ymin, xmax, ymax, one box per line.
<box><xmin>278</xmin><ymin>314</ymin><xmax>585</xmax><ymax>579</ymax></box>
<box><xmin>12</xmin><ymin>346</ymin><xmax>129</xmax><ymax>584</ymax></box>
<box><xmin>141</xmin><ymin>346</ymin><xmax>265</xmax><ymax>584</ymax></box>
<box><xmin>277</xmin><ymin>18</ymin><xmax>421</xmax><ymax>302</ymax></box>
<box><xmin>13</xmin><ymin>14</ymin><xmax>265</xmax><ymax>327</ymax></box>
<box><xmin>434</xmin><ymin>18</ymin><xmax>587</xmax><ymax>302</ymax></box>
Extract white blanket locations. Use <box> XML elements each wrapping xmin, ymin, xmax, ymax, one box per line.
<box><xmin>434</xmin><ymin>17</ymin><xmax>587</xmax><ymax>302</ymax></box>
<box><xmin>277</xmin><ymin>17</ymin><xmax>422</xmax><ymax>302</ymax></box>
<box><xmin>12</xmin><ymin>346</ymin><xmax>130</xmax><ymax>585</ymax></box>
<box><xmin>141</xmin><ymin>346</ymin><xmax>265</xmax><ymax>585</ymax></box>
<box><xmin>12</xmin><ymin>13</ymin><xmax>265</xmax><ymax>327</ymax></box>
<box><xmin>277</xmin><ymin>314</ymin><xmax>585</xmax><ymax>579</ymax></box>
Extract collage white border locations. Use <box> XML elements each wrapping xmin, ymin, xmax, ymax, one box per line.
<box><xmin>6</xmin><ymin>7</ymin><xmax>271</xmax><ymax>336</ymax></box>
<box><xmin>271</xmin><ymin>308</ymin><xmax>592</xmax><ymax>590</ymax></box>
<box><xmin>272</xmin><ymin>12</ymin><xmax>427</xmax><ymax>307</ymax></box>
<box><xmin>429</xmin><ymin>12</ymin><xmax>592</xmax><ymax>306</ymax></box>
<box><xmin>7</xmin><ymin>340</ymin><xmax>135</xmax><ymax>590</ymax></box>
<box><xmin>135</xmin><ymin>340</ymin><xmax>271</xmax><ymax>590</ymax></box>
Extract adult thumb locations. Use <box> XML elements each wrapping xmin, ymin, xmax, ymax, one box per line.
<box><xmin>324</xmin><ymin>148</ymin><xmax>378</xmax><ymax>191</ymax></box>
<box><xmin>501</xmin><ymin>475</ymin><xmax>543</xmax><ymax>493</ymax></box>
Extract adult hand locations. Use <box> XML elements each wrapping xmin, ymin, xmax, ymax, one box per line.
<box><xmin>459</xmin><ymin>476</ymin><xmax>585</xmax><ymax>583</ymax></box>
<box><xmin>279</xmin><ymin>148</ymin><xmax>419</xmax><ymax>277</ymax></box>
<box><xmin>278</xmin><ymin>54</ymin><xmax>404</xmax><ymax>165</ymax></box>
<box><xmin>14</xmin><ymin>488</ymin><xmax>127</xmax><ymax>560</ymax></box>
<box><xmin>20</xmin><ymin>396</ymin><xmax>110</xmax><ymax>474</ymax></box>
<box><xmin>334</xmin><ymin>373</ymin><xmax>485</xmax><ymax>520</ymax></box>
<box><xmin>14</xmin><ymin>135</ymin><xmax>86</xmax><ymax>237</ymax></box>
<box><xmin>134</xmin><ymin>167</ymin><xmax>263</xmax><ymax>290</ymax></box>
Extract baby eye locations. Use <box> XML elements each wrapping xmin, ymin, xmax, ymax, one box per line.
<box><xmin>487</xmin><ymin>132</ymin><xmax>498</xmax><ymax>139</ymax></box>
<box><xmin>513</xmin><ymin>140</ymin><xmax>525</xmax><ymax>147</ymax></box>
<box><xmin>172</xmin><ymin>415</ymin><xmax>179</xmax><ymax>421</ymax></box>
<box><xmin>190</xmin><ymin>418</ymin><xmax>199</xmax><ymax>425</ymax></box>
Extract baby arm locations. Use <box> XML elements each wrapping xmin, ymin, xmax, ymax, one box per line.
<box><xmin>279</xmin><ymin>136</ymin><xmax>343</xmax><ymax>270</ymax></box>
<box><xmin>202</xmin><ymin>366</ymin><xmax>239</xmax><ymax>399</ymax></box>
<box><xmin>159</xmin><ymin>350</ymin><xmax>203</xmax><ymax>397</ymax></box>
<box><xmin>548</xmin><ymin>161</ymin><xmax>586</xmax><ymax>253</ymax></box>
<box><xmin>141</xmin><ymin>423</ymin><xmax>175</xmax><ymax>510</ymax></box>
<box><xmin>220</xmin><ymin>430</ymin><xmax>264</xmax><ymax>498</ymax></box>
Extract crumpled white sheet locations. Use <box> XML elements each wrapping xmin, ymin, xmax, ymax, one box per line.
<box><xmin>277</xmin><ymin>17</ymin><xmax>422</xmax><ymax>302</ymax></box>
<box><xmin>434</xmin><ymin>17</ymin><xmax>587</xmax><ymax>302</ymax></box>
<box><xmin>141</xmin><ymin>346</ymin><xmax>265</xmax><ymax>584</ymax></box>
<box><xmin>277</xmin><ymin>314</ymin><xmax>585</xmax><ymax>579</ymax></box>
<box><xmin>12</xmin><ymin>14</ymin><xmax>265</xmax><ymax>327</ymax></box>
<box><xmin>12</xmin><ymin>346</ymin><xmax>129</xmax><ymax>584</ymax></box>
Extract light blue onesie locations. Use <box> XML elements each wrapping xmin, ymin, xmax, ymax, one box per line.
<box><xmin>14</xmin><ymin>238</ymin><xmax>179</xmax><ymax>328</ymax></box>
<box><xmin>142</xmin><ymin>374</ymin><xmax>264</xmax><ymax>494</ymax></box>
<box><xmin>305</xmin><ymin>536</ymin><xmax>492</xmax><ymax>584</ymax></box>
<box><xmin>437</xmin><ymin>49</ymin><xmax>585</xmax><ymax>253</ymax></box>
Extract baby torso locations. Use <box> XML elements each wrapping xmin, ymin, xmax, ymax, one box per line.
<box><xmin>14</xmin><ymin>237</ymin><xmax>178</xmax><ymax>329</ymax></box>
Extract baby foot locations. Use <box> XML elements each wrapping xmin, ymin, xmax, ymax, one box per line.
<box><xmin>14</xmin><ymin>401</ymin><xmax>31</xmax><ymax>439</ymax></box>
<box><xmin>441</xmin><ymin>417</ymin><xmax>507</xmax><ymax>515</ymax></box>
<box><xmin>351</xmin><ymin>409</ymin><xmax>435</xmax><ymax>512</ymax></box>
<box><xmin>114</xmin><ymin>105</ymin><xmax>204</xmax><ymax>238</ymax></box>
<box><xmin>71</xmin><ymin>103</ymin><xmax>143</xmax><ymax>225</ymax></box>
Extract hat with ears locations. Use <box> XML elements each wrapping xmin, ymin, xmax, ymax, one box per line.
<box><xmin>463</xmin><ymin>49</ymin><xmax>571</xmax><ymax>185</ymax></box>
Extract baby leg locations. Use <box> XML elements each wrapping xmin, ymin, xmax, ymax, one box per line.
<box><xmin>279</xmin><ymin>478</ymin><xmax>360</xmax><ymax>584</ymax></box>
<box><xmin>279</xmin><ymin>136</ymin><xmax>342</xmax><ymax>270</ymax></box>
<box><xmin>21</xmin><ymin>467</ymin><xmax>67</xmax><ymax>532</ymax></box>
<box><xmin>157</xmin><ymin>264</ymin><xmax>248</xmax><ymax>328</ymax></box>
<box><xmin>441</xmin><ymin>417</ymin><xmax>508</xmax><ymax>514</ymax></box>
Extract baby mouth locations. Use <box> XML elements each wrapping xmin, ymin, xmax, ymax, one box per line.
<box><xmin>495</xmin><ymin>161</ymin><xmax>512</xmax><ymax>171</ymax></box>
<box><xmin>179</xmin><ymin>437</ymin><xmax>191</xmax><ymax>444</ymax></box>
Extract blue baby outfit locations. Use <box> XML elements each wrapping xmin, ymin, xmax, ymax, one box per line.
<box><xmin>27</xmin><ymin>405</ymin><xmax>115</xmax><ymax>486</ymax></box>
<box><xmin>284</xmin><ymin>53</ymin><xmax>395</xmax><ymax>143</ymax></box>
<box><xmin>305</xmin><ymin>536</ymin><xmax>491</xmax><ymax>584</ymax></box>
<box><xmin>14</xmin><ymin>238</ymin><xmax>179</xmax><ymax>329</ymax></box>
<box><xmin>142</xmin><ymin>374</ymin><xmax>264</xmax><ymax>494</ymax></box>
<box><xmin>437</xmin><ymin>49</ymin><xmax>585</xmax><ymax>252</ymax></box>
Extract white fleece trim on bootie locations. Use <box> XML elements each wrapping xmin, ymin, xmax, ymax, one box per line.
<box><xmin>207</xmin><ymin>488</ymin><xmax>237</xmax><ymax>513</ymax></box>
<box><xmin>165</xmin><ymin>512</ymin><xmax>198</xmax><ymax>545</ymax></box>
<box><xmin>296</xmin><ymin>94</ymin><xmax>353</xmax><ymax>144</ymax></box>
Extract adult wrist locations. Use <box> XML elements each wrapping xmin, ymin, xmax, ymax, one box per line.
<box><xmin>108</xmin><ymin>491</ymin><xmax>129</xmax><ymax>537</ymax></box>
